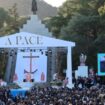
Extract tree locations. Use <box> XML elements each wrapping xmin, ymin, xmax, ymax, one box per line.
<box><xmin>0</xmin><ymin>4</ymin><xmax>28</xmax><ymax>35</ymax></box>
<box><xmin>0</xmin><ymin>8</ymin><xmax>11</xmax><ymax>34</ymax></box>
<box><xmin>60</xmin><ymin>0</ymin><xmax>105</xmax><ymax>70</ymax></box>
<box><xmin>44</xmin><ymin>16</ymin><xmax>68</xmax><ymax>38</ymax></box>
<box><xmin>0</xmin><ymin>5</ymin><xmax>27</xmax><ymax>78</ymax></box>
<box><xmin>45</xmin><ymin>0</ymin><xmax>105</xmax><ymax>70</ymax></box>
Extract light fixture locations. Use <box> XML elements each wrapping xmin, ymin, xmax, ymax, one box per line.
<box><xmin>40</xmin><ymin>49</ymin><xmax>42</xmax><ymax>52</ymax></box>
<box><xmin>45</xmin><ymin>51</ymin><xmax>48</xmax><ymax>56</ymax></box>
<box><xmin>20</xmin><ymin>49</ymin><xmax>25</xmax><ymax>52</ymax></box>
<box><xmin>11</xmin><ymin>49</ymin><xmax>14</xmax><ymax>54</ymax></box>
<box><xmin>1</xmin><ymin>49</ymin><xmax>4</xmax><ymax>54</ymax></box>
<box><xmin>15</xmin><ymin>52</ymin><xmax>17</xmax><ymax>55</ymax></box>
<box><xmin>48</xmin><ymin>49</ymin><xmax>52</xmax><ymax>54</ymax></box>
<box><xmin>41</xmin><ymin>51</ymin><xmax>43</xmax><ymax>55</ymax></box>
<box><xmin>30</xmin><ymin>49</ymin><xmax>33</xmax><ymax>52</ymax></box>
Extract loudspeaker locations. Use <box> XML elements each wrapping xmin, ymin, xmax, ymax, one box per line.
<box><xmin>23</xmin><ymin>79</ymin><xmax>26</xmax><ymax>82</ymax></box>
<box><xmin>31</xmin><ymin>79</ymin><xmax>34</xmax><ymax>82</ymax></box>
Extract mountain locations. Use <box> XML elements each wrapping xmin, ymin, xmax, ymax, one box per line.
<box><xmin>0</xmin><ymin>0</ymin><xmax>57</xmax><ymax>20</ymax></box>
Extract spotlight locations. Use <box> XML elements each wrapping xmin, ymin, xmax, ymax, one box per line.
<box><xmin>30</xmin><ymin>49</ymin><xmax>33</xmax><ymax>52</ymax></box>
<box><xmin>40</xmin><ymin>49</ymin><xmax>42</xmax><ymax>52</ymax></box>
<box><xmin>41</xmin><ymin>51</ymin><xmax>43</xmax><ymax>55</ymax></box>
<box><xmin>48</xmin><ymin>49</ymin><xmax>52</xmax><ymax>54</ymax></box>
<box><xmin>10</xmin><ymin>54</ymin><xmax>12</xmax><ymax>56</ymax></box>
<box><xmin>15</xmin><ymin>52</ymin><xmax>17</xmax><ymax>55</ymax></box>
<box><xmin>11</xmin><ymin>49</ymin><xmax>14</xmax><ymax>54</ymax></box>
<box><xmin>21</xmin><ymin>49</ymin><xmax>25</xmax><ymax>52</ymax></box>
<box><xmin>23</xmin><ymin>79</ymin><xmax>26</xmax><ymax>82</ymax></box>
<box><xmin>45</xmin><ymin>51</ymin><xmax>48</xmax><ymax>56</ymax></box>
<box><xmin>1</xmin><ymin>49</ymin><xmax>4</xmax><ymax>54</ymax></box>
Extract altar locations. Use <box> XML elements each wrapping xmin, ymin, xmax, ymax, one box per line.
<box><xmin>10</xmin><ymin>88</ymin><xmax>28</xmax><ymax>97</ymax></box>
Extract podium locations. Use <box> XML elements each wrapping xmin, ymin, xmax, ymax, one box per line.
<box><xmin>75</xmin><ymin>66</ymin><xmax>88</xmax><ymax>78</ymax></box>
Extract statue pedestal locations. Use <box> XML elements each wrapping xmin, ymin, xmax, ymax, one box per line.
<box><xmin>75</xmin><ymin>66</ymin><xmax>88</xmax><ymax>78</ymax></box>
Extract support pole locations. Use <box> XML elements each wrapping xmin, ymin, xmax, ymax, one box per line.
<box><xmin>66</xmin><ymin>47</ymin><xmax>73</xmax><ymax>88</ymax></box>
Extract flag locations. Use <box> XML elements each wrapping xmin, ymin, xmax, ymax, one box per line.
<box><xmin>13</xmin><ymin>73</ymin><xmax>18</xmax><ymax>81</ymax></box>
<box><xmin>41</xmin><ymin>72</ymin><xmax>45</xmax><ymax>81</ymax></box>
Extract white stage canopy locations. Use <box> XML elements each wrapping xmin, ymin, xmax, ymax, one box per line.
<box><xmin>0</xmin><ymin>32</ymin><xmax>75</xmax><ymax>88</ymax></box>
<box><xmin>0</xmin><ymin>32</ymin><xmax>75</xmax><ymax>48</ymax></box>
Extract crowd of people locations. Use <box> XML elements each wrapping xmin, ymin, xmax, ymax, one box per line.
<box><xmin>73</xmin><ymin>75</ymin><xmax>103</xmax><ymax>88</ymax></box>
<box><xmin>0</xmin><ymin>75</ymin><xmax>105</xmax><ymax>105</ymax></box>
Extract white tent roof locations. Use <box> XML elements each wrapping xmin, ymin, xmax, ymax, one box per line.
<box><xmin>0</xmin><ymin>32</ymin><xmax>75</xmax><ymax>48</ymax></box>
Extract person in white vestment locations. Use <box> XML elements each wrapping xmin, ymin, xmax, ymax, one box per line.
<box><xmin>0</xmin><ymin>78</ymin><xmax>7</xmax><ymax>86</ymax></box>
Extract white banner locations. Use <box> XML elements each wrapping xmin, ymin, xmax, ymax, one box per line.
<box><xmin>14</xmin><ymin>51</ymin><xmax>47</xmax><ymax>84</ymax></box>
